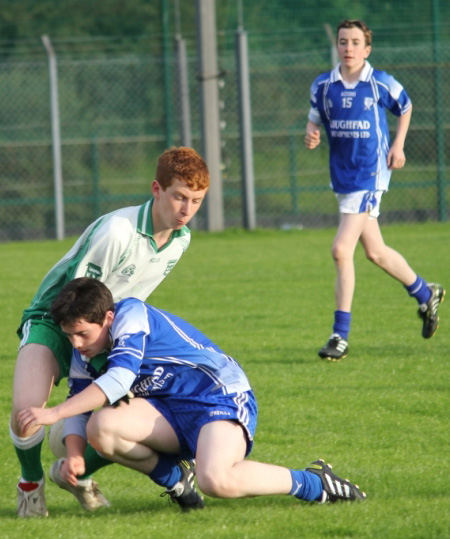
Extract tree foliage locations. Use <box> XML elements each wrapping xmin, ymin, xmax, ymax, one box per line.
<box><xmin>1</xmin><ymin>0</ymin><xmax>448</xmax><ymax>60</ymax></box>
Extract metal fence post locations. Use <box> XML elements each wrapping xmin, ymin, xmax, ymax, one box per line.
<box><xmin>236</xmin><ymin>25</ymin><xmax>256</xmax><ymax>230</ymax></box>
<box><xmin>324</xmin><ymin>23</ymin><xmax>338</xmax><ymax>67</ymax></box>
<box><xmin>91</xmin><ymin>134</ymin><xmax>100</xmax><ymax>220</ymax></box>
<box><xmin>161</xmin><ymin>0</ymin><xmax>174</xmax><ymax>148</ymax></box>
<box><xmin>41</xmin><ymin>35</ymin><xmax>65</xmax><ymax>240</ymax></box>
<box><xmin>175</xmin><ymin>35</ymin><xmax>192</xmax><ymax>148</ymax></box>
<box><xmin>432</xmin><ymin>0</ymin><xmax>447</xmax><ymax>221</ymax></box>
<box><xmin>289</xmin><ymin>127</ymin><xmax>299</xmax><ymax>216</ymax></box>
<box><xmin>195</xmin><ymin>0</ymin><xmax>224</xmax><ymax>231</ymax></box>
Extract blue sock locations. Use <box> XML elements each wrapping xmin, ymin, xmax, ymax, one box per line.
<box><xmin>405</xmin><ymin>276</ymin><xmax>431</xmax><ymax>305</ymax></box>
<box><xmin>289</xmin><ymin>469</ymin><xmax>323</xmax><ymax>501</ymax></box>
<box><xmin>148</xmin><ymin>454</ymin><xmax>182</xmax><ymax>489</ymax></box>
<box><xmin>333</xmin><ymin>310</ymin><xmax>351</xmax><ymax>341</ymax></box>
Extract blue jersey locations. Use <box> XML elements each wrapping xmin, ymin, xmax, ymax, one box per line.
<box><xmin>308</xmin><ymin>62</ymin><xmax>411</xmax><ymax>194</ymax></box>
<box><xmin>68</xmin><ymin>298</ymin><xmax>252</xmax><ymax>402</ymax></box>
<box><xmin>65</xmin><ymin>298</ymin><xmax>256</xmax><ymax>455</ymax></box>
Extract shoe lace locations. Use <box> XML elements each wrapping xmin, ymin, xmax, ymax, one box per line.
<box><xmin>161</xmin><ymin>481</ymin><xmax>184</xmax><ymax>502</ymax></box>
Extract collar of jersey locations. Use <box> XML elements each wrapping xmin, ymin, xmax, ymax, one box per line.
<box><xmin>331</xmin><ymin>61</ymin><xmax>373</xmax><ymax>86</ymax></box>
<box><xmin>137</xmin><ymin>197</ymin><xmax>187</xmax><ymax>250</ymax></box>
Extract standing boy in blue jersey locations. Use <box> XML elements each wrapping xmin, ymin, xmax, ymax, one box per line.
<box><xmin>18</xmin><ymin>278</ymin><xmax>366</xmax><ymax>509</ymax></box>
<box><xmin>305</xmin><ymin>19</ymin><xmax>445</xmax><ymax>360</ymax></box>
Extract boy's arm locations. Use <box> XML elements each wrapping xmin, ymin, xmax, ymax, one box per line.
<box><xmin>17</xmin><ymin>383</ymin><xmax>108</xmax><ymax>431</ymax></box>
<box><xmin>387</xmin><ymin>105</ymin><xmax>412</xmax><ymax>170</ymax></box>
<box><xmin>305</xmin><ymin>120</ymin><xmax>322</xmax><ymax>149</ymax></box>
<box><xmin>62</xmin><ymin>434</ymin><xmax>88</xmax><ymax>486</ymax></box>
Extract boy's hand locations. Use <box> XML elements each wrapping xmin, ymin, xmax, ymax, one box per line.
<box><xmin>62</xmin><ymin>456</ymin><xmax>86</xmax><ymax>486</ymax></box>
<box><xmin>305</xmin><ymin>128</ymin><xmax>321</xmax><ymax>149</ymax></box>
<box><xmin>387</xmin><ymin>141</ymin><xmax>406</xmax><ymax>169</ymax></box>
<box><xmin>17</xmin><ymin>406</ymin><xmax>59</xmax><ymax>434</ymax></box>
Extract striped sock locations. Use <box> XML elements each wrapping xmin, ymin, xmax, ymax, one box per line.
<box><xmin>333</xmin><ymin>310</ymin><xmax>351</xmax><ymax>341</ymax></box>
<box><xmin>289</xmin><ymin>469</ymin><xmax>323</xmax><ymax>501</ymax></box>
<box><xmin>10</xmin><ymin>423</ymin><xmax>45</xmax><ymax>482</ymax></box>
<box><xmin>405</xmin><ymin>276</ymin><xmax>431</xmax><ymax>305</ymax></box>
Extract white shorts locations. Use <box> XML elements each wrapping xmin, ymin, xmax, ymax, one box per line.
<box><xmin>335</xmin><ymin>190</ymin><xmax>384</xmax><ymax>218</ymax></box>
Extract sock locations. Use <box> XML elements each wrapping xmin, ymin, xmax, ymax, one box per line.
<box><xmin>333</xmin><ymin>310</ymin><xmax>351</xmax><ymax>341</ymax></box>
<box><xmin>148</xmin><ymin>454</ymin><xmax>182</xmax><ymax>489</ymax></box>
<box><xmin>405</xmin><ymin>276</ymin><xmax>431</xmax><ymax>305</ymax></box>
<box><xmin>18</xmin><ymin>477</ymin><xmax>44</xmax><ymax>491</ymax></box>
<box><xmin>10</xmin><ymin>423</ymin><xmax>45</xmax><ymax>482</ymax></box>
<box><xmin>289</xmin><ymin>469</ymin><xmax>323</xmax><ymax>501</ymax></box>
<box><xmin>78</xmin><ymin>443</ymin><xmax>113</xmax><ymax>480</ymax></box>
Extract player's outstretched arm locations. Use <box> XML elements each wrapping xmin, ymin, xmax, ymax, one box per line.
<box><xmin>388</xmin><ymin>106</ymin><xmax>412</xmax><ymax>169</ymax></box>
<box><xmin>17</xmin><ymin>383</ymin><xmax>108</xmax><ymax>432</ymax></box>
<box><xmin>305</xmin><ymin>121</ymin><xmax>321</xmax><ymax>149</ymax></box>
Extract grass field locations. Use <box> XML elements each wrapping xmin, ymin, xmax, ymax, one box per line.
<box><xmin>1</xmin><ymin>222</ymin><xmax>449</xmax><ymax>539</ymax></box>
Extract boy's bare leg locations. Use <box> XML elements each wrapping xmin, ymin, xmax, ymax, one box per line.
<box><xmin>11</xmin><ymin>344</ymin><xmax>60</xmax><ymax>437</ymax></box>
<box><xmin>195</xmin><ymin>420</ymin><xmax>292</xmax><ymax>498</ymax></box>
<box><xmin>11</xmin><ymin>344</ymin><xmax>60</xmax><ymax>517</ymax></box>
<box><xmin>332</xmin><ymin>212</ymin><xmax>370</xmax><ymax>311</ymax></box>
<box><xmin>87</xmin><ymin>399</ymin><xmax>204</xmax><ymax>510</ymax></box>
<box><xmin>86</xmin><ymin>398</ymin><xmax>180</xmax><ymax>472</ymax></box>
<box><xmin>359</xmin><ymin>218</ymin><xmax>417</xmax><ymax>285</ymax></box>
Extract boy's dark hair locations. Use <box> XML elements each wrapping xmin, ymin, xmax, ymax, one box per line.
<box><xmin>337</xmin><ymin>19</ymin><xmax>372</xmax><ymax>47</ymax></box>
<box><xmin>155</xmin><ymin>146</ymin><xmax>210</xmax><ymax>191</ymax></box>
<box><xmin>50</xmin><ymin>277</ymin><xmax>115</xmax><ymax>326</ymax></box>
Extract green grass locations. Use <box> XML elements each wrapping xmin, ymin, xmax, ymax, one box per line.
<box><xmin>1</xmin><ymin>222</ymin><xmax>449</xmax><ymax>538</ymax></box>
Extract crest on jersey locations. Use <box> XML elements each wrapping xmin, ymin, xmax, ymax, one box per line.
<box><xmin>85</xmin><ymin>262</ymin><xmax>102</xmax><ymax>279</ymax></box>
<box><xmin>117</xmin><ymin>334</ymin><xmax>131</xmax><ymax>347</ymax></box>
<box><xmin>121</xmin><ymin>264</ymin><xmax>136</xmax><ymax>276</ymax></box>
<box><xmin>364</xmin><ymin>97</ymin><xmax>374</xmax><ymax>110</ymax></box>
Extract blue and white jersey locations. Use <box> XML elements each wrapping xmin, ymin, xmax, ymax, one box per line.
<box><xmin>68</xmin><ymin>298</ymin><xmax>252</xmax><ymax>405</ymax></box>
<box><xmin>308</xmin><ymin>61</ymin><xmax>411</xmax><ymax>194</ymax></box>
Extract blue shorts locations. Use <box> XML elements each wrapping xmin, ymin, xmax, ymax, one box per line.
<box><xmin>148</xmin><ymin>390</ymin><xmax>258</xmax><ymax>460</ymax></box>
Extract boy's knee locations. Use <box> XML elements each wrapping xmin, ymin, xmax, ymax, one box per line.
<box><xmin>86</xmin><ymin>411</ymin><xmax>115</xmax><ymax>455</ymax></box>
<box><xmin>364</xmin><ymin>246</ymin><xmax>384</xmax><ymax>265</ymax></box>
<box><xmin>196</xmin><ymin>468</ymin><xmax>237</xmax><ymax>498</ymax></box>
<box><xmin>365</xmin><ymin>250</ymin><xmax>378</xmax><ymax>264</ymax></box>
<box><xmin>331</xmin><ymin>243</ymin><xmax>347</xmax><ymax>262</ymax></box>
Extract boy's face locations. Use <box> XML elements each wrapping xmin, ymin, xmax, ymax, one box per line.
<box><xmin>337</xmin><ymin>27</ymin><xmax>371</xmax><ymax>72</ymax></box>
<box><xmin>152</xmin><ymin>178</ymin><xmax>207</xmax><ymax>231</ymax></box>
<box><xmin>61</xmin><ymin>311</ymin><xmax>114</xmax><ymax>358</ymax></box>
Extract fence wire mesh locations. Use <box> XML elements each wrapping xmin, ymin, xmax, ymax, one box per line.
<box><xmin>0</xmin><ymin>26</ymin><xmax>449</xmax><ymax>240</ymax></box>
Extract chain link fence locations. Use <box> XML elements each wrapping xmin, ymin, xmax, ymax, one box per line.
<box><xmin>0</xmin><ymin>28</ymin><xmax>449</xmax><ymax>241</ymax></box>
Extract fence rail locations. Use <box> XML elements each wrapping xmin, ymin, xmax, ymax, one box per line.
<box><xmin>0</xmin><ymin>33</ymin><xmax>448</xmax><ymax>241</ymax></box>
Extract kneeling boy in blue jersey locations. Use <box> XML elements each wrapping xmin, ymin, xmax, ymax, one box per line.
<box><xmin>18</xmin><ymin>278</ymin><xmax>366</xmax><ymax>508</ymax></box>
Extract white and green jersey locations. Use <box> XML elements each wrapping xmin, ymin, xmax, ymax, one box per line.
<box><xmin>20</xmin><ymin>198</ymin><xmax>191</xmax><ymax>327</ymax></box>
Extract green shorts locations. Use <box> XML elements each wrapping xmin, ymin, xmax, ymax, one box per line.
<box><xmin>18</xmin><ymin>317</ymin><xmax>73</xmax><ymax>383</ymax></box>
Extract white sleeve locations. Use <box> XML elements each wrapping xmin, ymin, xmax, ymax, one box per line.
<box><xmin>71</xmin><ymin>213</ymin><xmax>133</xmax><ymax>281</ymax></box>
<box><xmin>63</xmin><ymin>414</ymin><xmax>90</xmax><ymax>441</ymax></box>
<box><xmin>308</xmin><ymin>78</ymin><xmax>322</xmax><ymax>125</ymax></box>
<box><xmin>93</xmin><ymin>366</ymin><xmax>136</xmax><ymax>404</ymax></box>
<box><xmin>308</xmin><ymin>106</ymin><xmax>322</xmax><ymax>125</ymax></box>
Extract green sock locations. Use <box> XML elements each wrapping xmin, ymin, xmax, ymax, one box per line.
<box><xmin>78</xmin><ymin>443</ymin><xmax>113</xmax><ymax>480</ymax></box>
<box><xmin>15</xmin><ymin>443</ymin><xmax>44</xmax><ymax>482</ymax></box>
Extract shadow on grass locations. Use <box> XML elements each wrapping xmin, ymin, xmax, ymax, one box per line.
<box><xmin>0</xmin><ymin>494</ymin><xmax>307</xmax><ymax>520</ymax></box>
